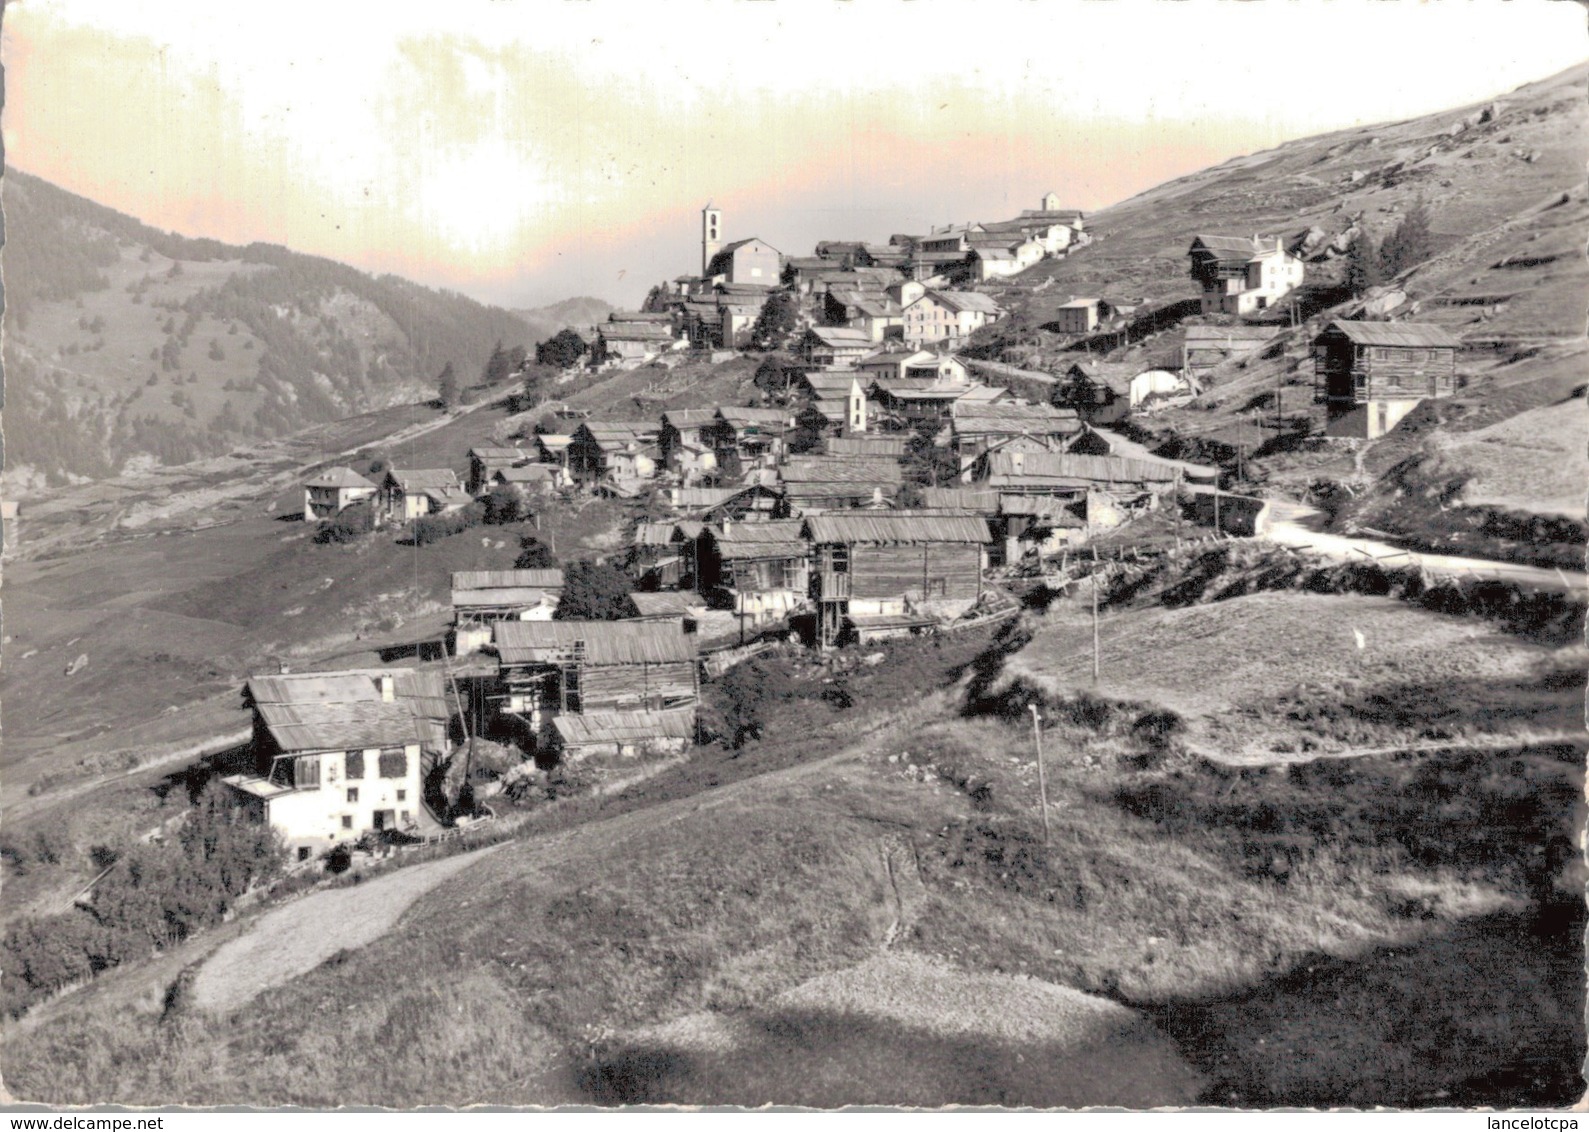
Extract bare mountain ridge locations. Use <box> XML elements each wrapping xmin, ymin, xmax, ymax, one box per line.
<box><xmin>0</xmin><ymin>171</ymin><xmax>601</xmax><ymax>491</ymax></box>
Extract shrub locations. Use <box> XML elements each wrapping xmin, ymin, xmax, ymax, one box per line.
<box><xmin>314</xmin><ymin>501</ymin><xmax>375</xmax><ymax>544</ymax></box>
<box><xmin>554</xmin><ymin>561</ymin><xmax>636</xmax><ymax>621</ymax></box>
<box><xmin>482</xmin><ymin>484</ymin><xmax>529</xmax><ymax>526</ymax></box>
<box><xmin>514</xmin><ymin>536</ymin><xmax>558</xmax><ymax>570</ymax></box>
<box><xmin>411</xmin><ymin>502</ymin><xmax>486</xmax><ymax>545</ymax></box>
<box><xmin>1</xmin><ymin>784</ymin><xmax>284</xmax><ymax>1018</ymax></box>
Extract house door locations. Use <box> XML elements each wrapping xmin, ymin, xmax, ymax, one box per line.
<box><xmin>1376</xmin><ymin>403</ymin><xmax>1389</xmax><ymax>437</ymax></box>
<box><xmin>373</xmin><ymin>809</ymin><xmax>395</xmax><ymax>831</ymax></box>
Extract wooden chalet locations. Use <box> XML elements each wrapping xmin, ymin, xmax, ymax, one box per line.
<box><xmin>802</xmin><ymin>326</ymin><xmax>877</xmax><ymax>369</ymax></box>
<box><xmin>780</xmin><ymin>456</ymin><xmax>903</xmax><ymax>515</ymax></box>
<box><xmin>222</xmin><ymin>670</ymin><xmax>446</xmax><ymax>857</ymax></box>
<box><xmin>658</xmin><ymin>408</ymin><xmax>722</xmax><ymax>477</ymax></box>
<box><xmin>695</xmin><ymin>520</ymin><xmax>811</xmax><ymax>624</ymax></box>
<box><xmin>379</xmin><ymin>469</ymin><xmax>466</xmax><ymax>524</ymax></box>
<box><xmin>567</xmin><ymin>421</ymin><xmax>661</xmax><ymax>486</ymax></box>
<box><xmin>631</xmin><ymin>520</ymin><xmax>699</xmax><ymax>589</ymax></box>
<box><xmin>669</xmin><ymin>484</ymin><xmax>783</xmax><ymax>522</ymax></box>
<box><xmin>467</xmin><ymin>446</ymin><xmax>532</xmax><ymax>496</ymax></box>
<box><xmin>973</xmin><ymin>449</ymin><xmax>1186</xmax><ymax>500</ymax></box>
<box><xmin>950</xmin><ymin>401</ymin><xmax>1081</xmax><ymax>476</ymax></box>
<box><xmin>1181</xmin><ymin>325</ymin><xmax>1279</xmax><ymax>383</ymax></box>
<box><xmin>493</xmin><ymin>621</ymin><xmax>699</xmax><ymax>749</ymax></box>
<box><xmin>551</xmin><ymin>708</ymin><xmax>696</xmax><ymax>762</ymax></box>
<box><xmin>303</xmin><ymin>466</ymin><xmax>377</xmax><ymax>521</ymax></box>
<box><xmin>451</xmin><ymin>568</ymin><xmax>566</xmax><ymax>655</ymax></box>
<box><xmin>1312</xmin><ymin>321</ymin><xmax>1462</xmax><ymax>439</ymax></box>
<box><xmin>594</xmin><ymin>320</ymin><xmax>676</xmax><ymax>364</ymax></box>
<box><xmin>1054</xmin><ymin>361</ymin><xmax>1135</xmax><ymax>425</ymax></box>
<box><xmin>804</xmin><ymin>513</ymin><xmax>992</xmax><ymax>646</ymax></box>
<box><xmin>703</xmin><ymin>407</ymin><xmax>789</xmax><ymax>472</ymax></box>
<box><xmin>491</xmin><ymin>464</ymin><xmax>559</xmax><ymax>493</ymax></box>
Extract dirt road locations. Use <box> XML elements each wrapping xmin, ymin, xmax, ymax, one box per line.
<box><xmin>190</xmin><ymin>843</ymin><xmax>508</xmax><ymax>1016</ymax></box>
<box><xmin>1262</xmin><ymin>502</ymin><xmax>1588</xmax><ymax>594</ymax></box>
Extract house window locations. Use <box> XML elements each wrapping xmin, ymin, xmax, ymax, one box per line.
<box><xmin>401</xmin><ymin>811</ymin><xmax>410</xmax><ymax>823</ymax></box>
<box><xmin>341</xmin><ymin>815</ymin><xmax>353</xmax><ymax>830</ymax></box>
<box><xmin>297</xmin><ymin>847</ymin><xmax>312</xmax><ymax>863</ymax></box>
<box><xmin>397</xmin><ymin>789</ymin><xmax>407</xmax><ymax>802</ymax></box>
<box><xmin>378</xmin><ymin>750</ymin><xmax>408</xmax><ymax>778</ymax></box>
<box><xmin>345</xmin><ymin>751</ymin><xmax>365</xmax><ymax>779</ymax></box>
<box><xmin>347</xmin><ymin>787</ymin><xmax>360</xmax><ymax>804</ymax></box>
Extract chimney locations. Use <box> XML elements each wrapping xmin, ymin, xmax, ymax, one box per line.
<box><xmin>378</xmin><ymin>674</ymin><xmax>395</xmax><ymax>703</ymax></box>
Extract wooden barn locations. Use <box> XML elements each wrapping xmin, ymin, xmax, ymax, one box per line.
<box><xmin>695</xmin><ymin>520</ymin><xmax>811</xmax><ymax>625</ymax></box>
<box><xmin>551</xmin><ymin>708</ymin><xmax>697</xmax><ymax>762</ymax></box>
<box><xmin>492</xmin><ymin>621</ymin><xmax>699</xmax><ymax>748</ymax></box>
<box><xmin>803</xmin><ymin>513</ymin><xmax>991</xmax><ymax>646</ymax></box>
<box><xmin>1312</xmin><ymin>321</ymin><xmax>1462</xmax><ymax>439</ymax></box>
<box><xmin>780</xmin><ymin>456</ymin><xmax>903</xmax><ymax>515</ymax></box>
<box><xmin>567</xmin><ymin>422</ymin><xmax>661</xmax><ymax>486</ymax></box>
<box><xmin>631</xmin><ymin>520</ymin><xmax>699</xmax><ymax>589</ymax></box>
<box><xmin>451</xmin><ymin>568</ymin><xmax>566</xmax><ymax>655</ymax></box>
<box><xmin>467</xmin><ymin>446</ymin><xmax>532</xmax><ymax>496</ymax></box>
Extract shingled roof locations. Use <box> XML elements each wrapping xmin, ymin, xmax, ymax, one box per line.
<box><xmin>494</xmin><ymin>621</ymin><xmax>697</xmax><ymax>666</ymax></box>
<box><xmin>1320</xmin><ymin>321</ymin><xmax>1463</xmax><ymax>349</ymax></box>
<box><xmin>803</xmin><ymin>513</ymin><xmax>991</xmax><ymax>544</ymax></box>
<box><xmin>305</xmin><ymin>466</ymin><xmax>377</xmax><ymax>490</ymax></box>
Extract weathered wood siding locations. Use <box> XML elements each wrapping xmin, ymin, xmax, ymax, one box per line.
<box><xmin>849</xmin><ymin>543</ymin><xmax>982</xmax><ymax>602</ymax></box>
<box><xmin>581</xmin><ymin>660</ymin><xmax>699</xmax><ymax>711</ymax></box>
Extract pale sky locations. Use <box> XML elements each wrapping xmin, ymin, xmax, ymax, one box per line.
<box><xmin>5</xmin><ymin>0</ymin><xmax>1585</xmax><ymax>310</ymax></box>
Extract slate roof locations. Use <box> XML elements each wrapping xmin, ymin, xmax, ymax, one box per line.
<box><xmin>782</xmin><ymin>457</ymin><xmax>904</xmax><ymax>484</ymax></box>
<box><xmin>306</xmin><ymin>467</ymin><xmax>377</xmax><ymax>490</ymax></box>
<box><xmin>804</xmin><ymin>513</ymin><xmax>992</xmax><ymax>544</ymax></box>
<box><xmin>826</xmin><ymin>435</ymin><xmax>909</xmax><ymax>457</ymax></box>
<box><xmin>553</xmin><ymin>708</ymin><xmax>696</xmax><ymax>746</ymax></box>
<box><xmin>808</xmin><ymin>326</ymin><xmax>877</xmax><ymax>348</ymax></box>
<box><xmin>453</xmin><ymin>568</ymin><xmax>566</xmax><ymax>591</ymax></box>
<box><xmin>661</xmin><ymin>408</ymin><xmax>720</xmax><ymax>429</ymax></box>
<box><xmin>245</xmin><ymin>670</ymin><xmax>444</xmax><ymax>753</ymax></box>
<box><xmin>389</xmin><ymin>469</ymin><xmax>460</xmax><ymax>493</ymax></box>
<box><xmin>627</xmin><ymin>592</ymin><xmax>698</xmax><ymax>618</ymax></box>
<box><xmin>1321</xmin><ymin>321</ymin><xmax>1463</xmax><ymax>348</ymax></box>
<box><xmin>599</xmin><ymin>323</ymin><xmax>675</xmax><ymax>342</ymax></box>
<box><xmin>928</xmin><ymin>291</ymin><xmax>1003</xmax><ymax>315</ymax></box>
<box><xmin>494</xmin><ymin>465</ymin><xmax>555</xmax><ymax>484</ymax></box>
<box><xmin>983</xmin><ymin>450</ymin><xmax>1181</xmax><ymax>485</ymax></box>
<box><xmin>494</xmin><ymin>621</ymin><xmax>697</xmax><ymax>666</ymax></box>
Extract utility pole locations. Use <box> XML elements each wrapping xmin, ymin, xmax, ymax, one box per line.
<box><xmin>1030</xmin><ymin>705</ymin><xmax>1050</xmax><ymax>846</ymax></box>
<box><xmin>1091</xmin><ymin>545</ymin><xmax>1101</xmax><ymax>685</ymax></box>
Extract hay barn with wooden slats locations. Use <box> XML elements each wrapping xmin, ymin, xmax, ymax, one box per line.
<box><xmin>492</xmin><ymin>621</ymin><xmax>700</xmax><ymax>749</ymax></box>
<box><xmin>803</xmin><ymin>513</ymin><xmax>992</xmax><ymax>645</ymax></box>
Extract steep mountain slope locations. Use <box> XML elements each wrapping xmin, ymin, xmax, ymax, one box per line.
<box><xmin>973</xmin><ymin>63</ymin><xmax>1587</xmax><ymax>562</ymax></box>
<box><xmin>984</xmin><ymin>62</ymin><xmax>1586</xmax><ymax>345</ymax></box>
<box><xmin>1</xmin><ymin>170</ymin><xmax>539</xmax><ymax>490</ymax></box>
<box><xmin>512</xmin><ymin>296</ymin><xmax>615</xmax><ymax>344</ymax></box>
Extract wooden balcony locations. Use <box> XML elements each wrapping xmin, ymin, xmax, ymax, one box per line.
<box><xmin>818</xmin><ymin>571</ymin><xmax>851</xmax><ymax>601</ymax></box>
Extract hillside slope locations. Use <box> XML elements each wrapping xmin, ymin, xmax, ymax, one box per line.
<box><xmin>1</xmin><ymin>170</ymin><xmax>544</xmax><ymax>490</ymax></box>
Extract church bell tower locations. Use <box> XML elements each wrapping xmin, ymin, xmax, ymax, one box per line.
<box><xmin>702</xmin><ymin>203</ymin><xmax>722</xmax><ymax>276</ymax></box>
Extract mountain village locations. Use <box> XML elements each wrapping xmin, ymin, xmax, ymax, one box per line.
<box><xmin>242</xmin><ymin>190</ymin><xmax>1477</xmax><ymax>860</ymax></box>
<box><xmin>5</xmin><ymin>41</ymin><xmax>1586</xmax><ymax>1107</ymax></box>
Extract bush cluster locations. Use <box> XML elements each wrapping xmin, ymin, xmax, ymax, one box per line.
<box><xmin>1</xmin><ymin>787</ymin><xmax>284</xmax><ymax>1018</ymax></box>
<box><xmin>313</xmin><ymin>501</ymin><xmax>376</xmax><ymax>544</ymax></box>
<box><xmin>411</xmin><ymin>502</ymin><xmax>487</xmax><ymax>545</ymax></box>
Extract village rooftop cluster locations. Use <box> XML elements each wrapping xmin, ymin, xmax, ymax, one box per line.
<box><xmin>250</xmin><ymin>193</ymin><xmax>1469</xmax><ymax>861</ymax></box>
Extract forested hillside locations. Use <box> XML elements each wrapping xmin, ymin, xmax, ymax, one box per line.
<box><xmin>2</xmin><ymin>170</ymin><xmax>540</xmax><ymax>489</ymax></box>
